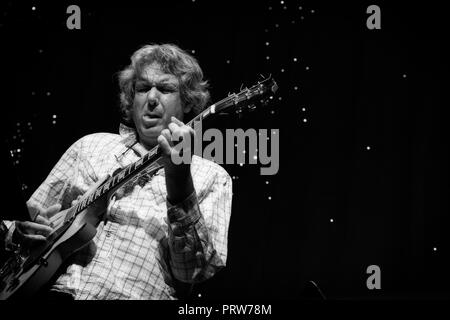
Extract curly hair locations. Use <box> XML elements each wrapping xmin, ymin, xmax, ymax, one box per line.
<box><xmin>118</xmin><ymin>44</ymin><xmax>210</xmax><ymax>125</ymax></box>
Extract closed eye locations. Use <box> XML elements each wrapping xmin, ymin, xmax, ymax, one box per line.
<box><xmin>135</xmin><ymin>84</ymin><xmax>177</xmax><ymax>94</ymax></box>
<box><xmin>135</xmin><ymin>85</ymin><xmax>150</xmax><ymax>93</ymax></box>
<box><xmin>158</xmin><ymin>84</ymin><xmax>177</xmax><ymax>93</ymax></box>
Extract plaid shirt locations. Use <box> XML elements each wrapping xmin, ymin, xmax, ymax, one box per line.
<box><xmin>25</xmin><ymin>124</ymin><xmax>232</xmax><ymax>299</ymax></box>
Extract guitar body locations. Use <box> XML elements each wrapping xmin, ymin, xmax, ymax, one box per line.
<box><xmin>0</xmin><ymin>179</ymin><xmax>108</xmax><ymax>300</ymax></box>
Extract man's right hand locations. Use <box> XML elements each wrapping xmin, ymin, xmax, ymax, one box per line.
<box><xmin>13</xmin><ymin>203</ymin><xmax>61</xmax><ymax>246</ymax></box>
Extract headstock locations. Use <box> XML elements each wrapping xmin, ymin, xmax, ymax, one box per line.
<box><xmin>214</xmin><ymin>75</ymin><xmax>278</xmax><ymax>115</ymax></box>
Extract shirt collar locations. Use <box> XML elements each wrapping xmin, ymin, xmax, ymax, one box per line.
<box><xmin>119</xmin><ymin>123</ymin><xmax>138</xmax><ymax>147</ymax></box>
<box><xmin>117</xmin><ymin>122</ymin><xmax>164</xmax><ymax>176</ymax></box>
<box><xmin>118</xmin><ymin>122</ymin><xmax>154</xmax><ymax>159</ymax></box>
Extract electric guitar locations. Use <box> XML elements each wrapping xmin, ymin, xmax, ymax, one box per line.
<box><xmin>0</xmin><ymin>76</ymin><xmax>278</xmax><ymax>300</ymax></box>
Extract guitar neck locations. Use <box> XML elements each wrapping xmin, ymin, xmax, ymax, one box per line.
<box><xmin>69</xmin><ymin>77</ymin><xmax>277</xmax><ymax>218</ymax></box>
<box><xmin>70</xmin><ymin>105</ymin><xmax>212</xmax><ymax>216</ymax></box>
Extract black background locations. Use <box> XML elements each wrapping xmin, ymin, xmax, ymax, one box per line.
<box><xmin>2</xmin><ymin>0</ymin><xmax>450</xmax><ymax>299</ymax></box>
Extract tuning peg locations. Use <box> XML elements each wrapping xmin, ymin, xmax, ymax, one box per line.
<box><xmin>235</xmin><ymin>108</ymin><xmax>243</xmax><ymax>120</ymax></box>
<box><xmin>272</xmin><ymin>84</ymin><xmax>278</xmax><ymax>93</ymax></box>
<box><xmin>248</xmin><ymin>104</ymin><xmax>256</xmax><ymax>111</ymax></box>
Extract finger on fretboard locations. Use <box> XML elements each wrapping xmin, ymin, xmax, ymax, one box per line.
<box><xmin>49</xmin><ymin>211</ymin><xmax>69</xmax><ymax>229</ymax></box>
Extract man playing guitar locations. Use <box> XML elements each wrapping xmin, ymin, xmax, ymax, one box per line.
<box><xmin>1</xmin><ymin>44</ymin><xmax>233</xmax><ymax>300</ymax></box>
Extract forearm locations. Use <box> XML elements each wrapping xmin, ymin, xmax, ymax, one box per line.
<box><xmin>166</xmin><ymin>192</ymin><xmax>221</xmax><ymax>283</ymax></box>
<box><xmin>165</xmin><ymin>165</ymin><xmax>195</xmax><ymax>205</ymax></box>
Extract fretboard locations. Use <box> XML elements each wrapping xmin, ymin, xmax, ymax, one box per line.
<box><xmin>70</xmin><ymin>105</ymin><xmax>211</xmax><ymax>218</ymax></box>
<box><xmin>66</xmin><ymin>76</ymin><xmax>276</xmax><ymax>220</ymax></box>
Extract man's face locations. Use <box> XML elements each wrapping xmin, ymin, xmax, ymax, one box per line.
<box><xmin>131</xmin><ymin>63</ymin><xmax>187</xmax><ymax>149</ymax></box>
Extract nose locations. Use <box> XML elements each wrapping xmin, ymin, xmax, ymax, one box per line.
<box><xmin>146</xmin><ymin>87</ymin><xmax>159</xmax><ymax>109</ymax></box>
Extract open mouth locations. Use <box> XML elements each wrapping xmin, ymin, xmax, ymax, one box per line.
<box><xmin>142</xmin><ymin>114</ymin><xmax>161</xmax><ymax>127</ymax></box>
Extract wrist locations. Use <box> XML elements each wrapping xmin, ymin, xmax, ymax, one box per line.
<box><xmin>166</xmin><ymin>169</ymin><xmax>194</xmax><ymax>205</ymax></box>
<box><xmin>165</xmin><ymin>162</ymin><xmax>190</xmax><ymax>178</ymax></box>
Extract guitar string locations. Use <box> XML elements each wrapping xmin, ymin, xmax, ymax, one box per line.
<box><xmin>55</xmin><ymin>78</ymin><xmax>272</xmax><ymax>227</ymax></box>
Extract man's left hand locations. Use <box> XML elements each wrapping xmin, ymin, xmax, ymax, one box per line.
<box><xmin>157</xmin><ymin>116</ymin><xmax>195</xmax><ymax>204</ymax></box>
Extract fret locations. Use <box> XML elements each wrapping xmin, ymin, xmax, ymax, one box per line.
<box><xmin>63</xmin><ymin>210</ymin><xmax>73</xmax><ymax>223</ymax></box>
<box><xmin>141</xmin><ymin>153</ymin><xmax>149</xmax><ymax>163</ymax></box>
<box><xmin>148</xmin><ymin>147</ymin><xmax>158</xmax><ymax>159</ymax></box>
<box><xmin>201</xmin><ymin>108</ymin><xmax>211</xmax><ymax>118</ymax></box>
<box><xmin>117</xmin><ymin>170</ymin><xmax>126</xmax><ymax>181</ymax></box>
<box><xmin>235</xmin><ymin>95</ymin><xmax>245</xmax><ymax>104</ymax></box>
<box><xmin>87</xmin><ymin>192</ymin><xmax>95</xmax><ymax>205</ymax></box>
<box><xmin>102</xmin><ymin>178</ymin><xmax>112</xmax><ymax>192</ymax></box>
<box><xmin>214</xmin><ymin>96</ymin><xmax>231</xmax><ymax>108</ymax></box>
<box><xmin>78</xmin><ymin>198</ymin><xmax>86</xmax><ymax>211</ymax></box>
<box><xmin>68</xmin><ymin>210</ymin><xmax>75</xmax><ymax>221</ymax></box>
<box><xmin>82</xmin><ymin>197</ymin><xmax>89</xmax><ymax>209</ymax></box>
<box><xmin>75</xmin><ymin>202</ymin><xmax>82</xmax><ymax>213</ymax></box>
<box><xmin>143</xmin><ymin>153</ymin><xmax>156</xmax><ymax>165</ymax></box>
<box><xmin>134</xmin><ymin>157</ymin><xmax>144</xmax><ymax>169</ymax></box>
<box><xmin>76</xmin><ymin>199</ymin><xmax>83</xmax><ymax>212</ymax></box>
<box><xmin>127</xmin><ymin>163</ymin><xmax>135</xmax><ymax>174</ymax></box>
<box><xmin>78</xmin><ymin>201</ymin><xmax>85</xmax><ymax>213</ymax></box>
<box><xmin>95</xmin><ymin>186</ymin><xmax>103</xmax><ymax>199</ymax></box>
<box><xmin>112</xmin><ymin>174</ymin><xmax>119</xmax><ymax>186</ymax></box>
